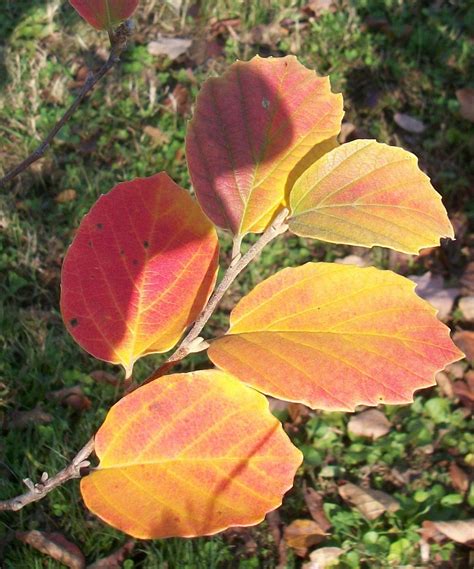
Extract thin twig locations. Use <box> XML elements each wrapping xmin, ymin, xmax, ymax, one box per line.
<box><xmin>135</xmin><ymin>208</ymin><xmax>290</xmax><ymax>389</ymax></box>
<box><xmin>0</xmin><ymin>21</ymin><xmax>133</xmax><ymax>188</ymax></box>
<box><xmin>0</xmin><ymin>437</ymin><xmax>94</xmax><ymax>512</ymax></box>
<box><xmin>0</xmin><ymin>209</ymin><xmax>289</xmax><ymax>511</ymax></box>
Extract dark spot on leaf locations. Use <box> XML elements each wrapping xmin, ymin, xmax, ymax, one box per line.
<box><xmin>143</xmin><ymin>240</ymin><xmax>149</xmax><ymax>249</ymax></box>
<box><xmin>132</xmin><ymin>259</ymin><xmax>138</xmax><ymax>266</ymax></box>
<box><xmin>70</xmin><ymin>318</ymin><xmax>79</xmax><ymax>327</ymax></box>
<box><xmin>96</xmin><ymin>223</ymin><xmax>103</xmax><ymax>230</ymax></box>
<box><xmin>120</xmin><ymin>249</ymin><xmax>125</xmax><ymax>256</ymax></box>
<box><xmin>88</xmin><ymin>240</ymin><xmax>93</xmax><ymax>248</ymax></box>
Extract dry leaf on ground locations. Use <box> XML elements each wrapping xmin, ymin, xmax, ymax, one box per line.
<box><xmin>303</xmin><ymin>547</ymin><xmax>344</xmax><ymax>569</ymax></box>
<box><xmin>338</xmin><ymin>483</ymin><xmax>400</xmax><ymax>520</ymax></box>
<box><xmin>55</xmin><ymin>189</ymin><xmax>77</xmax><ymax>203</ymax></box>
<box><xmin>347</xmin><ymin>409</ymin><xmax>391</xmax><ymax>440</ymax></box>
<box><xmin>87</xmin><ymin>540</ymin><xmax>135</xmax><ymax>568</ymax></box>
<box><xmin>48</xmin><ymin>386</ymin><xmax>91</xmax><ymax>412</ymax></box>
<box><xmin>302</xmin><ymin>0</ymin><xmax>337</xmax><ymax>17</ymax></box>
<box><xmin>89</xmin><ymin>370</ymin><xmax>121</xmax><ymax>386</ymax></box>
<box><xmin>16</xmin><ymin>531</ymin><xmax>85</xmax><ymax>569</ymax></box>
<box><xmin>422</xmin><ymin>519</ymin><xmax>474</xmax><ymax>547</ymax></box>
<box><xmin>284</xmin><ymin>519</ymin><xmax>328</xmax><ymax>556</ymax></box>
<box><xmin>436</xmin><ymin>371</ymin><xmax>454</xmax><ymax>399</ymax></box>
<box><xmin>338</xmin><ymin>122</ymin><xmax>356</xmax><ymax>143</ymax></box>
<box><xmin>8</xmin><ymin>406</ymin><xmax>52</xmax><ymax>430</ymax></box>
<box><xmin>453</xmin><ymin>331</ymin><xmax>474</xmax><ymax>361</ymax></box>
<box><xmin>459</xmin><ymin>296</ymin><xmax>474</xmax><ymax>322</ymax></box>
<box><xmin>453</xmin><ymin>370</ymin><xmax>474</xmax><ymax>411</ymax></box>
<box><xmin>148</xmin><ymin>35</ymin><xmax>192</xmax><ymax>60</ymax></box>
<box><xmin>303</xmin><ymin>487</ymin><xmax>331</xmax><ymax>532</ymax></box>
<box><xmin>449</xmin><ymin>463</ymin><xmax>469</xmax><ymax>494</ymax></box>
<box><xmin>410</xmin><ymin>272</ymin><xmax>460</xmax><ymax>321</ymax></box>
<box><xmin>394</xmin><ymin>112</ymin><xmax>426</xmax><ymax>133</ymax></box>
<box><xmin>456</xmin><ymin>88</ymin><xmax>474</xmax><ymax>122</ymax></box>
<box><xmin>143</xmin><ymin>126</ymin><xmax>170</xmax><ymax>145</ymax></box>
<box><xmin>461</xmin><ymin>262</ymin><xmax>474</xmax><ymax>295</ymax></box>
<box><xmin>334</xmin><ymin>254</ymin><xmax>368</xmax><ymax>267</ymax></box>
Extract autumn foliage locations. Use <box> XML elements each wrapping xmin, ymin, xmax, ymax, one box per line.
<box><xmin>69</xmin><ymin>0</ymin><xmax>139</xmax><ymax>30</ymax></box>
<box><xmin>59</xmin><ymin>43</ymin><xmax>462</xmax><ymax>537</ymax></box>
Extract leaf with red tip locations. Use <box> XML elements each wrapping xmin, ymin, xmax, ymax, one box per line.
<box><xmin>288</xmin><ymin>140</ymin><xmax>454</xmax><ymax>254</ymax></box>
<box><xmin>81</xmin><ymin>370</ymin><xmax>302</xmax><ymax>539</ymax></box>
<box><xmin>69</xmin><ymin>0</ymin><xmax>138</xmax><ymax>30</ymax></box>
<box><xmin>208</xmin><ymin>263</ymin><xmax>463</xmax><ymax>411</ymax></box>
<box><xmin>61</xmin><ymin>173</ymin><xmax>218</xmax><ymax>376</ymax></box>
<box><xmin>186</xmin><ymin>55</ymin><xmax>344</xmax><ymax>236</ymax></box>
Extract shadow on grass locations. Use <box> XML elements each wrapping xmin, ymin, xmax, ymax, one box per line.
<box><xmin>0</xmin><ymin>0</ymin><xmax>74</xmax><ymax>90</ymax></box>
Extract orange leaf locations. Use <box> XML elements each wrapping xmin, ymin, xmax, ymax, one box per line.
<box><xmin>69</xmin><ymin>0</ymin><xmax>138</xmax><ymax>30</ymax></box>
<box><xmin>61</xmin><ymin>173</ymin><xmax>218</xmax><ymax>376</ymax></box>
<box><xmin>81</xmin><ymin>370</ymin><xmax>302</xmax><ymax>539</ymax></box>
<box><xmin>288</xmin><ymin>140</ymin><xmax>454</xmax><ymax>254</ymax></box>
<box><xmin>186</xmin><ymin>55</ymin><xmax>343</xmax><ymax>236</ymax></box>
<box><xmin>208</xmin><ymin>263</ymin><xmax>463</xmax><ymax>410</ymax></box>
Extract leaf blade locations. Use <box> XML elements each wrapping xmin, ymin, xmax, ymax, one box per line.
<box><xmin>81</xmin><ymin>370</ymin><xmax>302</xmax><ymax>539</ymax></box>
<box><xmin>288</xmin><ymin>140</ymin><xmax>454</xmax><ymax>254</ymax></box>
<box><xmin>208</xmin><ymin>263</ymin><xmax>463</xmax><ymax>411</ymax></box>
<box><xmin>186</xmin><ymin>55</ymin><xmax>344</xmax><ymax>235</ymax></box>
<box><xmin>69</xmin><ymin>0</ymin><xmax>138</xmax><ymax>30</ymax></box>
<box><xmin>60</xmin><ymin>173</ymin><xmax>218</xmax><ymax>374</ymax></box>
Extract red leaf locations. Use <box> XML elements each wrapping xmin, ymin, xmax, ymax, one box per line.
<box><xmin>61</xmin><ymin>173</ymin><xmax>218</xmax><ymax>375</ymax></box>
<box><xmin>69</xmin><ymin>0</ymin><xmax>139</xmax><ymax>30</ymax></box>
<box><xmin>186</xmin><ymin>55</ymin><xmax>343</xmax><ymax>235</ymax></box>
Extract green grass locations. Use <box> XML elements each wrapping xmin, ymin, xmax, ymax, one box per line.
<box><xmin>1</xmin><ymin>0</ymin><xmax>473</xmax><ymax>567</ymax></box>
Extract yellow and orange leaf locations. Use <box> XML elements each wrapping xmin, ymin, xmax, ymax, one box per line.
<box><xmin>208</xmin><ymin>263</ymin><xmax>463</xmax><ymax>411</ymax></box>
<box><xmin>81</xmin><ymin>370</ymin><xmax>302</xmax><ymax>539</ymax></box>
<box><xmin>61</xmin><ymin>173</ymin><xmax>218</xmax><ymax>376</ymax></box>
<box><xmin>288</xmin><ymin>139</ymin><xmax>454</xmax><ymax>254</ymax></box>
<box><xmin>186</xmin><ymin>55</ymin><xmax>344</xmax><ymax>236</ymax></box>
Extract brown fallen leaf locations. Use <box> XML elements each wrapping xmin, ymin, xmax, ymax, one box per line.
<box><xmin>456</xmin><ymin>88</ymin><xmax>474</xmax><ymax>122</ymax></box>
<box><xmin>87</xmin><ymin>540</ymin><xmax>135</xmax><ymax>568</ymax></box>
<box><xmin>410</xmin><ymin>272</ymin><xmax>460</xmax><ymax>321</ymax></box>
<box><xmin>16</xmin><ymin>531</ymin><xmax>85</xmax><ymax>569</ymax></box>
<box><xmin>266</xmin><ymin>510</ymin><xmax>287</xmax><ymax>569</ymax></box>
<box><xmin>338</xmin><ymin>482</ymin><xmax>400</xmax><ymax>520</ymax></box>
<box><xmin>453</xmin><ymin>331</ymin><xmax>474</xmax><ymax>361</ymax></box>
<box><xmin>338</xmin><ymin>122</ymin><xmax>356</xmax><ymax>143</ymax></box>
<box><xmin>8</xmin><ymin>406</ymin><xmax>53</xmax><ymax>430</ymax></box>
<box><xmin>453</xmin><ymin>371</ymin><xmax>474</xmax><ymax>411</ymax></box>
<box><xmin>303</xmin><ymin>547</ymin><xmax>344</xmax><ymax>569</ymax></box>
<box><xmin>147</xmin><ymin>35</ymin><xmax>192</xmax><ymax>60</ymax></box>
<box><xmin>335</xmin><ymin>254</ymin><xmax>369</xmax><ymax>267</ymax></box>
<box><xmin>208</xmin><ymin>17</ymin><xmax>241</xmax><ymax>38</ymax></box>
<box><xmin>461</xmin><ymin>261</ymin><xmax>474</xmax><ymax>295</ymax></box>
<box><xmin>143</xmin><ymin>126</ymin><xmax>170</xmax><ymax>146</ymax></box>
<box><xmin>241</xmin><ymin>22</ymin><xmax>288</xmax><ymax>47</ymax></box>
<box><xmin>422</xmin><ymin>519</ymin><xmax>474</xmax><ymax>548</ymax></box>
<box><xmin>347</xmin><ymin>409</ymin><xmax>391</xmax><ymax>440</ymax></box>
<box><xmin>284</xmin><ymin>519</ymin><xmax>327</xmax><ymax>557</ymax></box>
<box><xmin>302</xmin><ymin>0</ymin><xmax>336</xmax><ymax>17</ymax></box>
<box><xmin>459</xmin><ymin>296</ymin><xmax>474</xmax><ymax>322</ymax></box>
<box><xmin>303</xmin><ymin>487</ymin><xmax>331</xmax><ymax>532</ymax></box>
<box><xmin>449</xmin><ymin>463</ymin><xmax>469</xmax><ymax>494</ymax></box>
<box><xmin>436</xmin><ymin>371</ymin><xmax>454</xmax><ymax>398</ymax></box>
<box><xmin>394</xmin><ymin>112</ymin><xmax>426</xmax><ymax>133</ymax></box>
<box><xmin>55</xmin><ymin>189</ymin><xmax>77</xmax><ymax>204</ymax></box>
<box><xmin>89</xmin><ymin>370</ymin><xmax>121</xmax><ymax>387</ymax></box>
<box><xmin>48</xmin><ymin>386</ymin><xmax>91</xmax><ymax>412</ymax></box>
<box><xmin>166</xmin><ymin>84</ymin><xmax>191</xmax><ymax>116</ymax></box>
<box><xmin>445</xmin><ymin>361</ymin><xmax>468</xmax><ymax>380</ymax></box>
<box><xmin>288</xmin><ymin>403</ymin><xmax>311</xmax><ymax>424</ymax></box>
